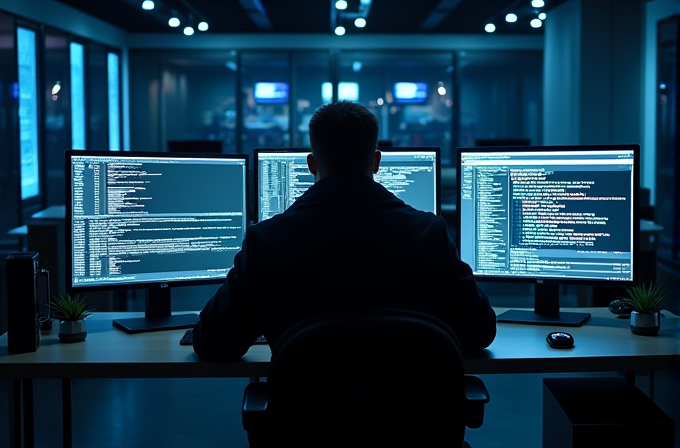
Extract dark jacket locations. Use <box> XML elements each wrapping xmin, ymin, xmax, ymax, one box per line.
<box><xmin>193</xmin><ymin>173</ymin><xmax>496</xmax><ymax>361</ymax></box>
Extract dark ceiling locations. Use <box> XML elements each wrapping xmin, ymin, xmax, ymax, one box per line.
<box><xmin>51</xmin><ymin>0</ymin><xmax>570</xmax><ymax>35</ymax></box>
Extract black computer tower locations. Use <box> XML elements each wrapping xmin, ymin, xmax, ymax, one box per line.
<box><xmin>6</xmin><ymin>252</ymin><xmax>41</xmax><ymax>353</ymax></box>
<box><xmin>656</xmin><ymin>14</ymin><xmax>680</xmax><ymax>268</ymax></box>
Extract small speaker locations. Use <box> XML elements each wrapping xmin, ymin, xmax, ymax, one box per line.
<box><xmin>6</xmin><ymin>252</ymin><xmax>41</xmax><ymax>353</ymax></box>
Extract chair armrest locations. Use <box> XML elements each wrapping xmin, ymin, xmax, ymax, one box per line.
<box><xmin>242</xmin><ymin>381</ymin><xmax>268</xmax><ymax>432</ymax></box>
<box><xmin>464</xmin><ymin>375</ymin><xmax>490</xmax><ymax>429</ymax></box>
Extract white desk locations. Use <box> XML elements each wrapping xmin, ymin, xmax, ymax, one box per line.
<box><xmin>2</xmin><ymin>308</ymin><xmax>679</xmax><ymax>448</ymax></box>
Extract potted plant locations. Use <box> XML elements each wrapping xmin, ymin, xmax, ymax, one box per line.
<box><xmin>50</xmin><ymin>293</ymin><xmax>93</xmax><ymax>343</ymax></box>
<box><xmin>622</xmin><ymin>279</ymin><xmax>668</xmax><ymax>336</ymax></box>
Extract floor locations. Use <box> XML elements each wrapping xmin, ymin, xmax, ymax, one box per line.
<box><xmin>1</xmin><ymin>282</ymin><xmax>678</xmax><ymax>448</ymax></box>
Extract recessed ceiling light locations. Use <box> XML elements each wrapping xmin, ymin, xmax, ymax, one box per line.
<box><xmin>354</xmin><ymin>18</ymin><xmax>366</xmax><ymax>28</ymax></box>
<box><xmin>168</xmin><ymin>17</ymin><xmax>180</xmax><ymax>27</ymax></box>
<box><xmin>335</xmin><ymin>26</ymin><xmax>346</xmax><ymax>36</ymax></box>
<box><xmin>506</xmin><ymin>13</ymin><xmax>518</xmax><ymax>23</ymax></box>
<box><xmin>141</xmin><ymin>0</ymin><xmax>154</xmax><ymax>10</ymax></box>
<box><xmin>538</xmin><ymin>12</ymin><xmax>547</xmax><ymax>20</ymax></box>
<box><xmin>184</xmin><ymin>26</ymin><xmax>195</xmax><ymax>36</ymax></box>
<box><xmin>485</xmin><ymin>23</ymin><xmax>496</xmax><ymax>33</ymax></box>
<box><xmin>532</xmin><ymin>0</ymin><xmax>545</xmax><ymax>7</ymax></box>
<box><xmin>530</xmin><ymin>18</ymin><xmax>542</xmax><ymax>28</ymax></box>
<box><xmin>198</xmin><ymin>21</ymin><xmax>209</xmax><ymax>31</ymax></box>
<box><xmin>335</xmin><ymin>0</ymin><xmax>347</xmax><ymax>10</ymax></box>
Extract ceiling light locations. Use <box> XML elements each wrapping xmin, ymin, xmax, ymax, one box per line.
<box><xmin>335</xmin><ymin>26</ymin><xmax>346</xmax><ymax>36</ymax></box>
<box><xmin>531</xmin><ymin>0</ymin><xmax>545</xmax><ymax>7</ymax></box>
<box><xmin>198</xmin><ymin>21</ymin><xmax>209</xmax><ymax>31</ymax></box>
<box><xmin>485</xmin><ymin>23</ymin><xmax>496</xmax><ymax>33</ymax></box>
<box><xmin>506</xmin><ymin>13</ymin><xmax>517</xmax><ymax>23</ymax></box>
<box><xmin>141</xmin><ymin>0</ymin><xmax>154</xmax><ymax>10</ymax></box>
<box><xmin>437</xmin><ymin>86</ymin><xmax>446</xmax><ymax>95</ymax></box>
<box><xmin>51</xmin><ymin>81</ymin><xmax>61</xmax><ymax>95</ymax></box>
<box><xmin>530</xmin><ymin>18</ymin><xmax>542</xmax><ymax>28</ymax></box>
<box><xmin>352</xmin><ymin>61</ymin><xmax>362</xmax><ymax>72</ymax></box>
<box><xmin>335</xmin><ymin>0</ymin><xmax>347</xmax><ymax>10</ymax></box>
<box><xmin>538</xmin><ymin>12</ymin><xmax>547</xmax><ymax>20</ymax></box>
<box><xmin>168</xmin><ymin>17</ymin><xmax>180</xmax><ymax>27</ymax></box>
<box><xmin>184</xmin><ymin>26</ymin><xmax>195</xmax><ymax>36</ymax></box>
<box><xmin>354</xmin><ymin>18</ymin><xmax>366</xmax><ymax>28</ymax></box>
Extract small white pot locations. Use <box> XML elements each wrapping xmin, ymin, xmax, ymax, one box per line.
<box><xmin>58</xmin><ymin>319</ymin><xmax>87</xmax><ymax>343</ymax></box>
<box><xmin>630</xmin><ymin>311</ymin><xmax>661</xmax><ymax>336</ymax></box>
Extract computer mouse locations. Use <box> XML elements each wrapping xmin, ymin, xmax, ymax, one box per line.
<box><xmin>546</xmin><ymin>331</ymin><xmax>574</xmax><ymax>349</ymax></box>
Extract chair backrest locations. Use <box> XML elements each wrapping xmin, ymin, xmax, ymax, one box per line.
<box><xmin>265</xmin><ymin>308</ymin><xmax>468</xmax><ymax>448</ymax></box>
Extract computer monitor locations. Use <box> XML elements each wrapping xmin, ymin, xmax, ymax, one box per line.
<box><xmin>65</xmin><ymin>150</ymin><xmax>249</xmax><ymax>333</ymax></box>
<box><xmin>456</xmin><ymin>144</ymin><xmax>640</xmax><ymax>326</ymax></box>
<box><xmin>167</xmin><ymin>140</ymin><xmax>222</xmax><ymax>154</ymax></box>
<box><xmin>254</xmin><ymin>147</ymin><xmax>441</xmax><ymax>222</ymax></box>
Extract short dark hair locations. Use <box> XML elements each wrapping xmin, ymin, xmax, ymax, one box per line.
<box><xmin>309</xmin><ymin>101</ymin><xmax>379</xmax><ymax>175</ymax></box>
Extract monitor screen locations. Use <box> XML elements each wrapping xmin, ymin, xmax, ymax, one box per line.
<box><xmin>457</xmin><ymin>144</ymin><xmax>639</xmax><ymax>326</ymax></box>
<box><xmin>65</xmin><ymin>150</ymin><xmax>249</xmax><ymax>333</ymax></box>
<box><xmin>393</xmin><ymin>82</ymin><xmax>428</xmax><ymax>103</ymax></box>
<box><xmin>254</xmin><ymin>82</ymin><xmax>289</xmax><ymax>104</ymax></box>
<box><xmin>254</xmin><ymin>147</ymin><xmax>440</xmax><ymax>222</ymax></box>
<box><xmin>167</xmin><ymin>140</ymin><xmax>222</xmax><ymax>154</ymax></box>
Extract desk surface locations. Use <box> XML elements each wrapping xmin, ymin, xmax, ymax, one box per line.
<box><xmin>31</xmin><ymin>204</ymin><xmax>65</xmax><ymax>220</ymax></box>
<box><xmin>1</xmin><ymin>308</ymin><xmax>678</xmax><ymax>379</ymax></box>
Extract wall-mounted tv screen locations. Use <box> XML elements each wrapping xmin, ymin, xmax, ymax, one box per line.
<box><xmin>254</xmin><ymin>82</ymin><xmax>289</xmax><ymax>104</ymax></box>
<box><xmin>394</xmin><ymin>82</ymin><xmax>428</xmax><ymax>103</ymax></box>
<box><xmin>321</xmin><ymin>82</ymin><xmax>360</xmax><ymax>103</ymax></box>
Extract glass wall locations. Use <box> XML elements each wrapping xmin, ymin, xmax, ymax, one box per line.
<box><xmin>457</xmin><ymin>50</ymin><xmax>543</xmax><ymax>147</ymax></box>
<box><xmin>107</xmin><ymin>52</ymin><xmax>120</xmax><ymax>150</ymax></box>
<box><xmin>338</xmin><ymin>51</ymin><xmax>455</xmax><ymax>164</ymax></box>
<box><xmin>240</xmin><ymin>51</ymin><xmax>291</xmax><ymax>159</ymax></box>
<box><xmin>162</xmin><ymin>50</ymin><xmax>238</xmax><ymax>152</ymax></box>
<box><xmin>43</xmin><ymin>28</ymin><xmax>70</xmax><ymax>206</ymax></box>
<box><xmin>87</xmin><ymin>42</ymin><xmax>109</xmax><ymax>150</ymax></box>
<box><xmin>291</xmin><ymin>51</ymin><xmax>331</xmax><ymax>148</ymax></box>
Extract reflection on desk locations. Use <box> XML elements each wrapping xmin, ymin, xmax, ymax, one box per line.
<box><xmin>31</xmin><ymin>204</ymin><xmax>65</xmax><ymax>220</ymax></box>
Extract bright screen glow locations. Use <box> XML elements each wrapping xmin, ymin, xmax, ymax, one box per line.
<box><xmin>254</xmin><ymin>82</ymin><xmax>289</xmax><ymax>104</ymax></box>
<box><xmin>18</xmin><ymin>27</ymin><xmax>40</xmax><ymax>199</ymax></box>
<box><xmin>393</xmin><ymin>82</ymin><xmax>428</xmax><ymax>103</ymax></box>
<box><xmin>322</xmin><ymin>82</ymin><xmax>360</xmax><ymax>103</ymax></box>
<box><xmin>107</xmin><ymin>52</ymin><xmax>120</xmax><ymax>151</ymax></box>
<box><xmin>70</xmin><ymin>42</ymin><xmax>86</xmax><ymax>150</ymax></box>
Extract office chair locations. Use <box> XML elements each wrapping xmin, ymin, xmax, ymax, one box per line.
<box><xmin>242</xmin><ymin>308</ymin><xmax>490</xmax><ymax>448</ymax></box>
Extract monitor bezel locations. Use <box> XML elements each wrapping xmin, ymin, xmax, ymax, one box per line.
<box><xmin>64</xmin><ymin>149</ymin><xmax>250</xmax><ymax>295</ymax></box>
<box><xmin>455</xmin><ymin>143</ymin><xmax>640</xmax><ymax>289</ymax></box>
<box><xmin>253</xmin><ymin>146</ymin><xmax>442</xmax><ymax>223</ymax></box>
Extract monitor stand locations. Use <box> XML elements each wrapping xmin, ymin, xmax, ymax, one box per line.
<box><xmin>112</xmin><ymin>287</ymin><xmax>198</xmax><ymax>334</ymax></box>
<box><xmin>496</xmin><ymin>284</ymin><xmax>591</xmax><ymax>327</ymax></box>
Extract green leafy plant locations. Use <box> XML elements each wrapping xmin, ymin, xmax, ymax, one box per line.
<box><xmin>623</xmin><ymin>279</ymin><xmax>668</xmax><ymax>314</ymax></box>
<box><xmin>50</xmin><ymin>294</ymin><xmax>94</xmax><ymax>321</ymax></box>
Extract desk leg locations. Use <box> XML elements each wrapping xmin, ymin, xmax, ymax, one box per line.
<box><xmin>22</xmin><ymin>378</ymin><xmax>34</xmax><ymax>448</ymax></box>
<box><xmin>62</xmin><ymin>379</ymin><xmax>73</xmax><ymax>448</ymax></box>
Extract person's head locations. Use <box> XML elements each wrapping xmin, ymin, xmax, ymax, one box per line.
<box><xmin>307</xmin><ymin>101</ymin><xmax>380</xmax><ymax>180</ymax></box>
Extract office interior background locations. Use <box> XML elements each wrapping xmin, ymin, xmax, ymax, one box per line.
<box><xmin>0</xmin><ymin>0</ymin><xmax>679</xmax><ymax>447</ymax></box>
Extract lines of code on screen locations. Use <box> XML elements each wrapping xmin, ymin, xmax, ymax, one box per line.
<box><xmin>459</xmin><ymin>149</ymin><xmax>635</xmax><ymax>282</ymax></box>
<box><xmin>70</xmin><ymin>155</ymin><xmax>247</xmax><ymax>287</ymax></box>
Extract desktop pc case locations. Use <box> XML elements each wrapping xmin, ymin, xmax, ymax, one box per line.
<box><xmin>5</xmin><ymin>252</ymin><xmax>48</xmax><ymax>353</ymax></box>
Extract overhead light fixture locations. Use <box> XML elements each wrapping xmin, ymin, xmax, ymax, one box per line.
<box><xmin>506</xmin><ymin>13</ymin><xmax>517</xmax><ymax>23</ymax></box>
<box><xmin>198</xmin><ymin>21</ymin><xmax>209</xmax><ymax>31</ymax></box>
<box><xmin>538</xmin><ymin>12</ymin><xmax>547</xmax><ymax>20</ymax></box>
<box><xmin>354</xmin><ymin>18</ymin><xmax>366</xmax><ymax>28</ymax></box>
<box><xmin>141</xmin><ymin>0</ymin><xmax>154</xmax><ymax>10</ymax></box>
<box><xmin>335</xmin><ymin>0</ymin><xmax>347</xmax><ymax>10</ymax></box>
<box><xmin>184</xmin><ymin>26</ymin><xmax>195</xmax><ymax>36</ymax></box>
<box><xmin>51</xmin><ymin>81</ymin><xmax>61</xmax><ymax>95</ymax></box>
<box><xmin>352</xmin><ymin>61</ymin><xmax>362</xmax><ymax>72</ymax></box>
<box><xmin>530</xmin><ymin>18</ymin><xmax>542</xmax><ymax>28</ymax></box>
<box><xmin>485</xmin><ymin>23</ymin><xmax>496</xmax><ymax>33</ymax></box>
<box><xmin>335</xmin><ymin>26</ymin><xmax>346</xmax><ymax>36</ymax></box>
<box><xmin>168</xmin><ymin>17</ymin><xmax>180</xmax><ymax>27</ymax></box>
<box><xmin>531</xmin><ymin>0</ymin><xmax>545</xmax><ymax>7</ymax></box>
